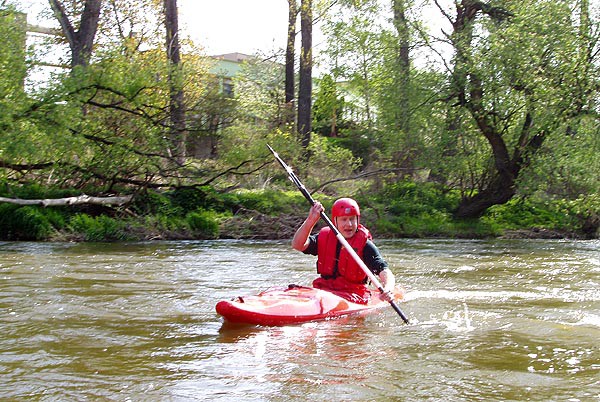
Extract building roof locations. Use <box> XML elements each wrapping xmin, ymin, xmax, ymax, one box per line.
<box><xmin>208</xmin><ymin>53</ymin><xmax>257</xmax><ymax>78</ymax></box>
<box><xmin>211</xmin><ymin>53</ymin><xmax>254</xmax><ymax>63</ymax></box>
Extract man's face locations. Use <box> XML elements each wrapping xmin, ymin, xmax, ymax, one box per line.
<box><xmin>335</xmin><ymin>215</ymin><xmax>358</xmax><ymax>239</ymax></box>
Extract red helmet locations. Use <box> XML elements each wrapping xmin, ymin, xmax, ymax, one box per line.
<box><xmin>331</xmin><ymin>198</ymin><xmax>360</xmax><ymax>219</ymax></box>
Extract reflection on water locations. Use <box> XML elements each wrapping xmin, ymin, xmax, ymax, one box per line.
<box><xmin>0</xmin><ymin>239</ymin><xmax>599</xmax><ymax>401</ymax></box>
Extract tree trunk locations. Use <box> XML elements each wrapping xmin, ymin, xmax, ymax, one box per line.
<box><xmin>297</xmin><ymin>0</ymin><xmax>312</xmax><ymax>149</ymax></box>
<box><xmin>49</xmin><ymin>0</ymin><xmax>101</xmax><ymax>68</ymax></box>
<box><xmin>164</xmin><ymin>0</ymin><xmax>186</xmax><ymax>164</ymax></box>
<box><xmin>285</xmin><ymin>0</ymin><xmax>297</xmax><ymax>128</ymax></box>
<box><xmin>392</xmin><ymin>0</ymin><xmax>410</xmax><ymax>135</ymax></box>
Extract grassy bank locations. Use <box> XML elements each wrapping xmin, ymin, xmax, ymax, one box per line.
<box><xmin>0</xmin><ymin>183</ymin><xmax>598</xmax><ymax>241</ymax></box>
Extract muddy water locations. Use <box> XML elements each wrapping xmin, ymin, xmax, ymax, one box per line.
<box><xmin>1</xmin><ymin>239</ymin><xmax>598</xmax><ymax>401</ymax></box>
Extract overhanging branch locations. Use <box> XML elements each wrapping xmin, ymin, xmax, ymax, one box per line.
<box><xmin>312</xmin><ymin>168</ymin><xmax>415</xmax><ymax>193</ymax></box>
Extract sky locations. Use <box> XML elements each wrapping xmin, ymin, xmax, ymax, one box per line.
<box><xmin>178</xmin><ymin>0</ymin><xmax>290</xmax><ymax>56</ymax></box>
<box><xmin>21</xmin><ymin>0</ymin><xmax>294</xmax><ymax>56</ymax></box>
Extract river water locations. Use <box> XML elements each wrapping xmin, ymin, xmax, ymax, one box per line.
<box><xmin>1</xmin><ymin>239</ymin><xmax>598</xmax><ymax>401</ymax></box>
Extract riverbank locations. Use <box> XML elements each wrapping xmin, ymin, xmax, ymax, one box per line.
<box><xmin>1</xmin><ymin>186</ymin><xmax>598</xmax><ymax>241</ymax></box>
<box><xmin>216</xmin><ymin>209</ymin><xmax>592</xmax><ymax>241</ymax></box>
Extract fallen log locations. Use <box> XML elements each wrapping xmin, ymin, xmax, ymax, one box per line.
<box><xmin>0</xmin><ymin>194</ymin><xmax>133</xmax><ymax>207</ymax></box>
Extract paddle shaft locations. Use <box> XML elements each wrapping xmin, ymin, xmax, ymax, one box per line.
<box><xmin>267</xmin><ymin>145</ymin><xmax>409</xmax><ymax>324</ymax></box>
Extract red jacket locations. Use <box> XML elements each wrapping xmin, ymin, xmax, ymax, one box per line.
<box><xmin>316</xmin><ymin>225</ymin><xmax>372</xmax><ymax>284</ymax></box>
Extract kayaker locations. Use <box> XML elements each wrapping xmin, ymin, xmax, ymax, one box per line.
<box><xmin>292</xmin><ymin>197</ymin><xmax>396</xmax><ymax>304</ymax></box>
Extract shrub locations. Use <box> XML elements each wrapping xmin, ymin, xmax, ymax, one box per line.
<box><xmin>131</xmin><ymin>190</ymin><xmax>175</xmax><ymax>216</ymax></box>
<box><xmin>234</xmin><ymin>189</ymin><xmax>310</xmax><ymax>215</ymax></box>
<box><xmin>364</xmin><ymin>181</ymin><xmax>459</xmax><ymax>237</ymax></box>
<box><xmin>0</xmin><ymin>205</ymin><xmax>55</xmax><ymax>240</ymax></box>
<box><xmin>69</xmin><ymin>214</ymin><xmax>129</xmax><ymax>242</ymax></box>
<box><xmin>186</xmin><ymin>210</ymin><xmax>219</xmax><ymax>238</ymax></box>
<box><xmin>483</xmin><ymin>198</ymin><xmax>573</xmax><ymax>230</ymax></box>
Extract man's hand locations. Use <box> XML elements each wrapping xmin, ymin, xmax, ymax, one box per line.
<box><xmin>307</xmin><ymin>201</ymin><xmax>324</xmax><ymax>225</ymax></box>
<box><xmin>292</xmin><ymin>201</ymin><xmax>324</xmax><ymax>251</ymax></box>
<box><xmin>379</xmin><ymin>288</ymin><xmax>394</xmax><ymax>302</ymax></box>
<box><xmin>377</xmin><ymin>268</ymin><xmax>396</xmax><ymax>302</ymax></box>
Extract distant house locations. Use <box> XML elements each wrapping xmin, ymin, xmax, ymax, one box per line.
<box><xmin>209</xmin><ymin>52</ymin><xmax>255</xmax><ymax>97</ymax></box>
<box><xmin>210</xmin><ymin>52</ymin><xmax>254</xmax><ymax>74</ymax></box>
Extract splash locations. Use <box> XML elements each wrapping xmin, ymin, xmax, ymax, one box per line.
<box><xmin>441</xmin><ymin>303</ymin><xmax>474</xmax><ymax>332</ymax></box>
<box><xmin>417</xmin><ymin>302</ymin><xmax>476</xmax><ymax>332</ymax></box>
<box><xmin>573</xmin><ymin>312</ymin><xmax>600</xmax><ymax>328</ymax></box>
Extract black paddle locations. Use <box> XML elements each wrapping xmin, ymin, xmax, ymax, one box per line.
<box><xmin>267</xmin><ymin>144</ymin><xmax>410</xmax><ymax>324</ymax></box>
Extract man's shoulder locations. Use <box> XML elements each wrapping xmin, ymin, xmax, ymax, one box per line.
<box><xmin>364</xmin><ymin>239</ymin><xmax>382</xmax><ymax>253</ymax></box>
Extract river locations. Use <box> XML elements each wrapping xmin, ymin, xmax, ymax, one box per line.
<box><xmin>1</xmin><ymin>239</ymin><xmax>599</xmax><ymax>401</ymax></box>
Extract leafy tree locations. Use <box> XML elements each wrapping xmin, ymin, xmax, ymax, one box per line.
<box><xmin>312</xmin><ymin>74</ymin><xmax>345</xmax><ymax>136</ymax></box>
<box><xmin>232</xmin><ymin>56</ymin><xmax>286</xmax><ymax>128</ymax></box>
<box><xmin>442</xmin><ymin>0</ymin><xmax>599</xmax><ymax>218</ymax></box>
<box><xmin>322</xmin><ymin>2</ymin><xmax>381</xmax><ymax>130</ymax></box>
<box><xmin>0</xmin><ymin>5</ymin><xmax>27</xmax><ymax>92</ymax></box>
<box><xmin>1</xmin><ymin>0</ymin><xmax>227</xmax><ymax>194</ymax></box>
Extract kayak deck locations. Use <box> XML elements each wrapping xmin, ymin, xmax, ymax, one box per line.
<box><xmin>216</xmin><ymin>285</ymin><xmax>405</xmax><ymax>326</ymax></box>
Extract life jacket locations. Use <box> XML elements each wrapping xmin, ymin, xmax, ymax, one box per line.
<box><xmin>316</xmin><ymin>224</ymin><xmax>372</xmax><ymax>284</ymax></box>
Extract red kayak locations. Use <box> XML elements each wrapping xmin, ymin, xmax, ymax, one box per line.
<box><xmin>215</xmin><ymin>284</ymin><xmax>405</xmax><ymax>326</ymax></box>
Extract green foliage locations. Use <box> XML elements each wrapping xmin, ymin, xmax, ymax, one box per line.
<box><xmin>325</xmin><ymin>130</ymin><xmax>374</xmax><ymax>166</ymax></box>
<box><xmin>364</xmin><ymin>181</ymin><xmax>473</xmax><ymax>237</ymax></box>
<box><xmin>373</xmin><ymin>181</ymin><xmax>458</xmax><ymax>216</ymax></box>
<box><xmin>518</xmin><ymin>116</ymin><xmax>600</xmax><ymax>199</ymax></box>
<box><xmin>130</xmin><ymin>190</ymin><xmax>174</xmax><ymax>216</ymax></box>
<box><xmin>186</xmin><ymin>210</ymin><xmax>219</xmax><ymax>238</ymax></box>
<box><xmin>554</xmin><ymin>195</ymin><xmax>600</xmax><ymax>237</ymax></box>
<box><xmin>313</xmin><ymin>74</ymin><xmax>346</xmax><ymax>136</ymax></box>
<box><xmin>220</xmin><ymin>125</ymin><xmax>298</xmax><ymax>162</ymax></box>
<box><xmin>139</xmin><ymin>214</ymin><xmax>189</xmax><ymax>236</ymax></box>
<box><xmin>1</xmin><ymin>1</ymin><xmax>596</xmax><ymax>240</ymax></box>
<box><xmin>0</xmin><ymin>7</ymin><xmax>27</xmax><ymax>97</ymax></box>
<box><xmin>482</xmin><ymin>198</ymin><xmax>578</xmax><ymax>231</ymax></box>
<box><xmin>234</xmin><ymin>189</ymin><xmax>310</xmax><ymax>215</ymax></box>
<box><xmin>0</xmin><ymin>183</ymin><xmax>78</xmax><ymax>200</ymax></box>
<box><xmin>232</xmin><ymin>57</ymin><xmax>285</xmax><ymax>125</ymax></box>
<box><xmin>0</xmin><ymin>205</ymin><xmax>57</xmax><ymax>240</ymax></box>
<box><xmin>169</xmin><ymin>187</ymin><xmax>208</xmax><ymax>213</ymax></box>
<box><xmin>170</xmin><ymin>186</ymin><xmax>249</xmax><ymax>214</ymax></box>
<box><xmin>563</xmin><ymin>194</ymin><xmax>600</xmax><ymax>218</ymax></box>
<box><xmin>363</xmin><ymin>181</ymin><xmax>505</xmax><ymax>237</ymax></box>
<box><xmin>304</xmin><ymin>135</ymin><xmax>363</xmax><ymax>193</ymax></box>
<box><xmin>69</xmin><ymin>214</ymin><xmax>129</xmax><ymax>242</ymax></box>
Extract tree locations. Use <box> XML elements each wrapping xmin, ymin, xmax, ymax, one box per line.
<box><xmin>297</xmin><ymin>0</ymin><xmax>312</xmax><ymax>148</ymax></box>
<box><xmin>321</xmin><ymin>1</ymin><xmax>383</xmax><ymax>131</ymax></box>
<box><xmin>313</xmin><ymin>74</ymin><xmax>344</xmax><ymax>136</ymax></box>
<box><xmin>232</xmin><ymin>56</ymin><xmax>286</xmax><ymax>127</ymax></box>
<box><xmin>0</xmin><ymin>7</ymin><xmax>35</xmax><ymax>178</ymax></box>
<box><xmin>441</xmin><ymin>0</ymin><xmax>598</xmax><ymax>218</ymax></box>
<box><xmin>378</xmin><ymin>0</ymin><xmax>421</xmax><ymax>169</ymax></box>
<box><xmin>284</xmin><ymin>0</ymin><xmax>298</xmax><ymax>127</ymax></box>
<box><xmin>48</xmin><ymin>0</ymin><xmax>102</xmax><ymax>68</ymax></box>
<box><xmin>0</xmin><ymin>7</ymin><xmax>27</xmax><ymax>88</ymax></box>
<box><xmin>7</xmin><ymin>0</ymin><xmax>213</xmax><ymax>193</ymax></box>
<box><xmin>164</xmin><ymin>0</ymin><xmax>186</xmax><ymax>164</ymax></box>
<box><xmin>392</xmin><ymin>0</ymin><xmax>410</xmax><ymax>136</ymax></box>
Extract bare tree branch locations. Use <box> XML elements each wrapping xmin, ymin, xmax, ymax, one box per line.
<box><xmin>0</xmin><ymin>194</ymin><xmax>133</xmax><ymax>207</ymax></box>
<box><xmin>312</xmin><ymin>168</ymin><xmax>415</xmax><ymax>193</ymax></box>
